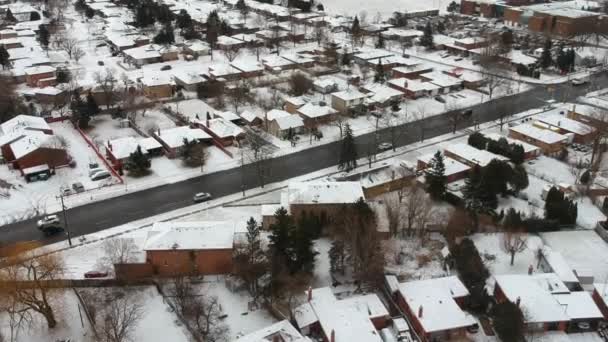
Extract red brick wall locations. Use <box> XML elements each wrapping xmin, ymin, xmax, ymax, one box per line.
<box><xmin>26</xmin><ymin>71</ymin><xmax>55</xmax><ymax>87</ymax></box>
<box><xmin>146</xmin><ymin>249</ymin><xmax>233</xmax><ymax>276</ymax></box>
<box><xmin>14</xmin><ymin>147</ymin><xmax>69</xmax><ymax>171</ymax></box>
<box><xmin>460</xmin><ymin>0</ymin><xmax>476</xmax><ymax>15</ymax></box>
<box><xmin>592</xmin><ymin>289</ymin><xmax>608</xmax><ymax>320</ymax></box>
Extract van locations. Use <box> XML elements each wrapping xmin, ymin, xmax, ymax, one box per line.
<box><xmin>90</xmin><ymin>171</ymin><xmax>111</xmax><ymax>181</ymax></box>
<box><xmin>72</xmin><ymin>182</ymin><xmax>85</xmax><ymax>193</ymax></box>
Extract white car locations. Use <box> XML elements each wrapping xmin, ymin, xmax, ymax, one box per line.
<box><xmin>37</xmin><ymin>215</ymin><xmax>60</xmax><ymax>228</ymax></box>
<box><xmin>571</xmin><ymin>78</ymin><xmax>588</xmax><ymax>86</ymax></box>
<box><xmin>193</xmin><ymin>192</ymin><xmax>212</xmax><ymax>203</ymax></box>
<box><xmin>378</xmin><ymin>142</ymin><xmax>393</xmax><ymax>151</ymax></box>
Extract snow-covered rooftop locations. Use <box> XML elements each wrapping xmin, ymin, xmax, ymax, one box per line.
<box><xmin>288</xmin><ymin>181</ymin><xmax>364</xmax><ymax>205</ymax></box>
<box><xmin>274</xmin><ymin>114</ymin><xmax>304</xmax><ymax>130</ymax></box>
<box><xmin>494</xmin><ymin>274</ymin><xmax>571</xmax><ymax>324</ymax></box>
<box><xmin>0</xmin><ymin>114</ymin><xmax>50</xmax><ymax>135</ymax></box>
<box><xmin>418</xmin><ymin>152</ymin><xmax>470</xmax><ymax>177</ymax></box>
<box><xmin>554</xmin><ymin>291</ymin><xmax>603</xmax><ymax>320</ymax></box>
<box><xmin>106</xmin><ymin>136</ymin><xmax>149</xmax><ymax>160</ymax></box>
<box><xmin>331</xmin><ymin>89</ymin><xmax>368</xmax><ymax>101</ymax></box>
<box><xmin>156</xmin><ymin>126</ymin><xmax>211</xmax><ymax>148</ymax></box>
<box><xmin>397</xmin><ymin>276</ymin><xmax>475</xmax><ymax>333</ymax></box>
<box><xmin>541</xmin><ymin>246</ymin><xmax>579</xmax><ymax>285</ymax></box>
<box><xmin>266</xmin><ymin>109</ymin><xmax>291</xmax><ymax>121</ymax></box>
<box><xmin>509</xmin><ymin>124</ymin><xmax>569</xmax><ymax>145</ymax></box>
<box><xmin>204</xmin><ymin>117</ymin><xmax>244</xmax><ymax>138</ymax></box>
<box><xmin>537</xmin><ymin>113</ymin><xmax>595</xmax><ymax>136</ymax></box>
<box><xmin>361</xmin><ymin>83</ymin><xmax>404</xmax><ymax>103</ymax></box>
<box><xmin>10</xmin><ymin>130</ymin><xmax>63</xmax><ymax>159</ymax></box>
<box><xmin>296</xmin><ymin>103</ymin><xmax>338</xmax><ymax>119</ymax></box>
<box><xmin>123</xmin><ymin>44</ymin><xmax>162</xmax><ymax>60</ymax></box>
<box><xmin>143</xmin><ymin>221</ymin><xmax>235</xmax><ymax>251</ymax></box>
<box><xmin>421</xmin><ymin>71</ymin><xmax>463</xmax><ymax>88</ymax></box>
<box><xmin>444</xmin><ymin>143</ymin><xmax>508</xmax><ymax>167</ymax></box>
<box><xmin>235</xmin><ymin>320</ymin><xmax>310</xmax><ymax>342</ymax></box>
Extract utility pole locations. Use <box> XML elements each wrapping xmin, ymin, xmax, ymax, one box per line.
<box><xmin>59</xmin><ymin>193</ymin><xmax>72</xmax><ymax>246</ymax></box>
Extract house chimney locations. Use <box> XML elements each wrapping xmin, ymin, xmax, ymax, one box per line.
<box><xmin>528</xmin><ymin>265</ymin><xmax>533</xmax><ymax>275</ymax></box>
<box><xmin>307</xmin><ymin>286</ymin><xmax>312</xmax><ymax>302</ymax></box>
<box><xmin>516</xmin><ymin>296</ymin><xmax>521</xmax><ymax>307</ymax></box>
<box><xmin>330</xmin><ymin>329</ymin><xmax>335</xmax><ymax>342</ymax></box>
<box><xmin>418</xmin><ymin>305</ymin><xmax>423</xmax><ymax>318</ymax></box>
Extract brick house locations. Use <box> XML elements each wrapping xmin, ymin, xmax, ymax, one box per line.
<box><xmin>417</xmin><ymin>152</ymin><xmax>470</xmax><ymax>183</ymax></box>
<box><xmin>287</xmin><ymin>181</ymin><xmax>365</xmax><ymax>222</ymax></box>
<box><xmin>330</xmin><ymin>89</ymin><xmax>368</xmax><ymax>114</ymax></box>
<box><xmin>143</xmin><ymin>221</ymin><xmax>235</xmax><ymax>276</ymax></box>
<box><xmin>503</xmin><ymin>3</ymin><xmax>603</xmax><ymax>37</ymax></box>
<box><xmin>567</xmin><ymin>103</ymin><xmax>608</xmax><ymax>132</ymax></box>
<box><xmin>194</xmin><ymin>117</ymin><xmax>245</xmax><ymax>147</ymax></box>
<box><xmin>153</xmin><ymin>126</ymin><xmax>211</xmax><ymax>158</ymax></box>
<box><xmin>7</xmin><ymin>131</ymin><xmax>69</xmax><ymax>173</ymax></box>
<box><xmin>508</xmin><ymin>124</ymin><xmax>568</xmax><ymax>156</ymax></box>
<box><xmin>484</xmin><ymin>133</ymin><xmax>541</xmax><ymax>160</ymax></box>
<box><xmin>536</xmin><ymin>114</ymin><xmax>596</xmax><ymax>144</ymax></box>
<box><xmin>444</xmin><ymin>143</ymin><xmax>508</xmax><ymax>167</ymax></box>
<box><xmin>388</xmin><ymin>78</ymin><xmax>440</xmax><ymax>99</ymax></box>
<box><xmin>105</xmin><ymin>136</ymin><xmax>162</xmax><ymax>170</ymax></box>
<box><xmin>294</xmin><ymin>287</ymin><xmax>389</xmax><ymax>342</ymax></box>
<box><xmin>235</xmin><ymin>321</ymin><xmax>307</xmax><ymax>342</ymax></box>
<box><xmin>265</xmin><ymin>109</ymin><xmax>305</xmax><ymax>138</ymax></box>
<box><xmin>296</xmin><ymin>102</ymin><xmax>338</xmax><ymax>128</ymax></box>
<box><xmin>494</xmin><ymin>274</ymin><xmax>603</xmax><ymax>332</ymax></box>
<box><xmin>391</xmin><ymin>276</ymin><xmax>475</xmax><ymax>342</ymax></box>
<box><xmin>24</xmin><ymin>66</ymin><xmax>56</xmax><ymax>87</ymax></box>
<box><xmin>141</xmin><ymin>75</ymin><xmax>173</xmax><ymax>99</ymax></box>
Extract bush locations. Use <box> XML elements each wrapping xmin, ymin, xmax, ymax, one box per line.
<box><xmin>467</xmin><ymin>132</ymin><xmax>526</xmax><ymax>164</ymax></box>
<box><xmin>288</xmin><ymin>72</ymin><xmax>313</xmax><ymax>96</ymax></box>
<box><xmin>523</xmin><ymin>217</ymin><xmax>559</xmax><ymax>233</ymax></box>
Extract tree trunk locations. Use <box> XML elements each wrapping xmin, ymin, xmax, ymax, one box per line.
<box><xmin>510</xmin><ymin>251</ymin><xmax>515</xmax><ymax>266</ymax></box>
<box><xmin>42</xmin><ymin>306</ymin><xmax>57</xmax><ymax>329</ymax></box>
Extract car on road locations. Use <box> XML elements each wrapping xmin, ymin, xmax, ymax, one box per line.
<box><xmin>193</xmin><ymin>192</ymin><xmax>212</xmax><ymax>203</ymax></box>
<box><xmin>37</xmin><ymin>215</ymin><xmax>60</xmax><ymax>229</ymax></box>
<box><xmin>84</xmin><ymin>270</ymin><xmax>109</xmax><ymax>279</ymax></box>
<box><xmin>378</xmin><ymin>142</ymin><xmax>393</xmax><ymax>151</ymax></box>
<box><xmin>571</xmin><ymin>77</ymin><xmax>589</xmax><ymax>86</ymax></box>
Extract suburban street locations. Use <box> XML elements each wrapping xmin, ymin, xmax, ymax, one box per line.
<box><xmin>1</xmin><ymin>73</ymin><xmax>606</xmax><ymax>246</ymax></box>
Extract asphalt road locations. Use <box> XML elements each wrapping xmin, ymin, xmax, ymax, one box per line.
<box><xmin>1</xmin><ymin>73</ymin><xmax>606</xmax><ymax>246</ymax></box>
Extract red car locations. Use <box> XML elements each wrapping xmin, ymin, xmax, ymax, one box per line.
<box><xmin>84</xmin><ymin>271</ymin><xmax>108</xmax><ymax>279</ymax></box>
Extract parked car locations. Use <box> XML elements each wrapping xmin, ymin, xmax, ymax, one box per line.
<box><xmin>89</xmin><ymin>168</ymin><xmax>104</xmax><ymax>177</ymax></box>
<box><xmin>572</xmin><ymin>77</ymin><xmax>589</xmax><ymax>86</ymax></box>
<box><xmin>84</xmin><ymin>271</ymin><xmax>109</xmax><ymax>279</ymax></box>
<box><xmin>90</xmin><ymin>171</ymin><xmax>111</xmax><ymax>181</ymax></box>
<box><xmin>160</xmin><ymin>65</ymin><xmax>172</xmax><ymax>71</ymax></box>
<box><xmin>434</xmin><ymin>95</ymin><xmax>446</xmax><ymax>103</ymax></box>
<box><xmin>193</xmin><ymin>192</ymin><xmax>212</xmax><ymax>203</ymax></box>
<box><xmin>60</xmin><ymin>186</ymin><xmax>72</xmax><ymax>196</ymax></box>
<box><xmin>378</xmin><ymin>142</ymin><xmax>393</xmax><ymax>151</ymax></box>
<box><xmin>467</xmin><ymin>323</ymin><xmax>480</xmax><ymax>334</ymax></box>
<box><xmin>72</xmin><ymin>182</ymin><xmax>85</xmax><ymax>193</ymax></box>
<box><xmin>37</xmin><ymin>214</ymin><xmax>60</xmax><ymax>229</ymax></box>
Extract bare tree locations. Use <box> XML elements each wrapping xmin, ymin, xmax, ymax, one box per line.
<box><xmin>383</xmin><ymin>196</ymin><xmax>401</xmax><ymax>237</ymax></box>
<box><xmin>72</xmin><ymin>46</ymin><xmax>85</xmax><ymax>63</ymax></box>
<box><xmin>231</xmin><ymin>80</ymin><xmax>250</xmax><ymax>112</ymax></box>
<box><xmin>244</xmin><ymin>130</ymin><xmax>274</xmax><ymax>188</ymax></box>
<box><xmin>313</xmin><ymin>25</ymin><xmax>326</xmax><ymax>46</ymax></box>
<box><xmin>380</xmin><ymin>112</ymin><xmax>405</xmax><ymax>151</ymax></box>
<box><xmin>413</xmin><ymin>104</ymin><xmax>427</xmax><ymax>142</ymax></box>
<box><xmin>402</xmin><ymin>183</ymin><xmax>434</xmax><ymax>238</ymax></box>
<box><xmin>190</xmin><ymin>294</ymin><xmax>229</xmax><ymax>342</ymax></box>
<box><xmin>221</xmin><ymin>44</ymin><xmax>241</xmax><ymax>62</ymax></box>
<box><xmin>97</xmin><ymin>290</ymin><xmax>145</xmax><ymax>342</ymax></box>
<box><xmin>0</xmin><ymin>294</ymin><xmax>33</xmax><ymax>342</ymax></box>
<box><xmin>503</xmin><ymin>231</ymin><xmax>527</xmax><ymax>266</ymax></box>
<box><xmin>330</xmin><ymin>113</ymin><xmax>346</xmax><ymax>139</ymax></box>
<box><xmin>94</xmin><ymin>68</ymin><xmax>118</xmax><ymax>109</ymax></box>
<box><xmin>99</xmin><ymin>238</ymin><xmax>138</xmax><ymax>271</ymax></box>
<box><xmin>0</xmin><ymin>244</ymin><xmax>65</xmax><ymax>328</ymax></box>
<box><xmin>55</xmin><ymin>34</ymin><xmax>81</xmax><ymax>60</ymax></box>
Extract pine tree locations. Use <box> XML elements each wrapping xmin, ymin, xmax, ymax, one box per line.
<box><xmin>237</xmin><ymin>217</ymin><xmax>267</xmax><ymax>298</ymax></box>
<box><xmin>437</xmin><ymin>21</ymin><xmax>446</xmax><ymax>34</ymax></box>
<box><xmin>351</xmin><ymin>16</ymin><xmax>361</xmax><ymax>45</ymax></box>
<box><xmin>374</xmin><ymin>58</ymin><xmax>386</xmax><ymax>83</ymax></box>
<box><xmin>447</xmin><ymin>1</ymin><xmax>459</xmax><ymax>12</ymax></box>
<box><xmin>176</xmin><ymin>9</ymin><xmax>192</xmax><ymax>30</ymax></box>
<box><xmin>38</xmin><ymin>25</ymin><xmax>50</xmax><ymax>50</ymax></box>
<box><xmin>503</xmin><ymin>208</ymin><xmax>522</xmax><ymax>230</ymax></box>
<box><xmin>510</xmin><ymin>164</ymin><xmax>529</xmax><ymax>194</ymax></box>
<box><xmin>556</xmin><ymin>43</ymin><xmax>569</xmax><ymax>73</ymax></box>
<box><xmin>85</xmin><ymin>6</ymin><xmax>95</xmax><ymax>19</ymax></box>
<box><xmin>86</xmin><ymin>92</ymin><xmax>100</xmax><ymax>116</ymax></box>
<box><xmin>540</xmin><ymin>38</ymin><xmax>552</xmax><ymax>69</ymax></box>
<box><xmin>425</xmin><ymin>151</ymin><xmax>447</xmax><ymax>199</ymax></box>
<box><xmin>292</xmin><ymin>216</ymin><xmax>317</xmax><ymax>274</ymax></box>
<box><xmin>236</xmin><ymin>0</ymin><xmax>247</xmax><ymax>11</ymax></box>
<box><xmin>5</xmin><ymin>9</ymin><xmax>16</xmax><ymax>23</ymax></box>
<box><xmin>329</xmin><ymin>240</ymin><xmax>345</xmax><ymax>275</ymax></box>
<box><xmin>338</xmin><ymin>123</ymin><xmax>358</xmax><ymax>171</ymax></box>
<box><xmin>420</xmin><ymin>21</ymin><xmax>434</xmax><ymax>49</ymax></box>
<box><xmin>125</xmin><ymin>146</ymin><xmax>151</xmax><ymax>176</ymax></box>
<box><xmin>206</xmin><ymin>10</ymin><xmax>221</xmax><ymax>47</ymax></box>
<box><xmin>154</xmin><ymin>23</ymin><xmax>175</xmax><ymax>45</ymax></box>
<box><xmin>545</xmin><ymin>187</ymin><xmax>577</xmax><ymax>225</ymax></box>
<box><xmin>0</xmin><ymin>46</ymin><xmax>10</xmax><ymax>70</ymax></box>
<box><xmin>268</xmin><ymin>207</ymin><xmax>295</xmax><ymax>274</ymax></box>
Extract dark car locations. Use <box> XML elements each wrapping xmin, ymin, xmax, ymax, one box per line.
<box><xmin>161</xmin><ymin>65</ymin><xmax>172</xmax><ymax>71</ymax></box>
<box><xmin>84</xmin><ymin>271</ymin><xmax>109</xmax><ymax>279</ymax></box>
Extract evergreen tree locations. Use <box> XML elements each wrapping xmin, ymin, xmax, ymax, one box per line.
<box><xmin>70</xmin><ymin>94</ymin><xmax>90</xmax><ymax>129</ymax></box>
<box><xmin>556</xmin><ymin>43</ymin><xmax>569</xmax><ymax>73</ymax></box>
<box><xmin>154</xmin><ymin>23</ymin><xmax>175</xmax><ymax>45</ymax></box>
<box><xmin>491</xmin><ymin>302</ymin><xmax>525</xmax><ymax>342</ymax></box>
<box><xmin>375</xmin><ymin>33</ymin><xmax>385</xmax><ymax>49</ymax></box>
<box><xmin>292</xmin><ymin>215</ymin><xmax>317</xmax><ymax>274</ymax></box>
<box><xmin>437</xmin><ymin>21</ymin><xmax>446</xmax><ymax>34</ymax></box>
<box><xmin>235</xmin><ymin>217</ymin><xmax>267</xmax><ymax>298</ymax></box>
<box><xmin>5</xmin><ymin>9</ymin><xmax>16</xmax><ymax>23</ymax></box>
<box><xmin>329</xmin><ymin>240</ymin><xmax>345</xmax><ymax>275</ymax></box>
<box><xmin>545</xmin><ymin>187</ymin><xmax>578</xmax><ymax>225</ymax></box>
<box><xmin>447</xmin><ymin>1</ymin><xmax>459</xmax><ymax>12</ymax></box>
<box><xmin>482</xmin><ymin>159</ymin><xmax>512</xmax><ymax>197</ymax></box>
<box><xmin>540</xmin><ymin>37</ymin><xmax>552</xmax><ymax>69</ymax></box>
<box><xmin>462</xmin><ymin>165</ymin><xmax>485</xmax><ymax>230</ymax></box>
<box><xmin>125</xmin><ymin>146</ymin><xmax>151</xmax><ymax>176</ymax></box>
<box><xmin>176</xmin><ymin>9</ymin><xmax>192</xmax><ymax>30</ymax></box>
<box><xmin>338</xmin><ymin>124</ymin><xmax>358</xmax><ymax>171</ymax></box>
<box><xmin>236</xmin><ymin>0</ymin><xmax>247</xmax><ymax>11</ymax></box>
<box><xmin>350</xmin><ymin>16</ymin><xmax>361</xmax><ymax>45</ymax></box>
<box><xmin>86</xmin><ymin>92</ymin><xmax>100</xmax><ymax>116</ymax></box>
<box><xmin>0</xmin><ymin>46</ymin><xmax>10</xmax><ymax>70</ymax></box>
<box><xmin>510</xmin><ymin>164</ymin><xmax>529</xmax><ymax>194</ymax></box>
<box><xmin>580</xmin><ymin>170</ymin><xmax>591</xmax><ymax>184</ymax></box>
<box><xmin>374</xmin><ymin>58</ymin><xmax>386</xmax><ymax>83</ymax></box>
<box><xmin>85</xmin><ymin>6</ymin><xmax>95</xmax><ymax>19</ymax></box>
<box><xmin>56</xmin><ymin>68</ymin><xmax>71</xmax><ymax>83</ymax></box>
<box><xmin>567</xmin><ymin>48</ymin><xmax>575</xmax><ymax>72</ymax></box>
<box><xmin>503</xmin><ymin>208</ymin><xmax>522</xmax><ymax>230</ymax></box>
<box><xmin>38</xmin><ymin>25</ymin><xmax>50</xmax><ymax>50</ymax></box>
<box><xmin>420</xmin><ymin>21</ymin><xmax>434</xmax><ymax>49</ymax></box>
<box><xmin>425</xmin><ymin>151</ymin><xmax>447</xmax><ymax>199</ymax></box>
<box><xmin>206</xmin><ymin>10</ymin><xmax>221</xmax><ymax>47</ymax></box>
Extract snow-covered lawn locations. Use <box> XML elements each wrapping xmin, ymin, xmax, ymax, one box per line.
<box><xmin>471</xmin><ymin>233</ymin><xmax>544</xmax><ymax>276</ymax></box>
<box><xmin>384</xmin><ymin>233</ymin><xmax>448</xmax><ymax>281</ymax></box>
<box><xmin>540</xmin><ymin>230</ymin><xmax>608</xmax><ymax>282</ymax></box>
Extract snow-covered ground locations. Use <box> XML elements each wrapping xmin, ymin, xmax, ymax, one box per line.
<box><xmin>472</xmin><ymin>233</ymin><xmax>544</xmax><ymax>276</ymax></box>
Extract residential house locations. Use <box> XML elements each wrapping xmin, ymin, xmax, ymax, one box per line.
<box><xmin>296</xmin><ymin>102</ymin><xmax>338</xmax><ymax>128</ymax></box>
<box><xmin>123</xmin><ymin>44</ymin><xmax>178</xmax><ymax>67</ymax></box>
<box><xmin>390</xmin><ymin>276</ymin><xmax>476</xmax><ymax>342</ymax></box>
<box><xmin>5</xmin><ymin>131</ymin><xmax>69</xmax><ymax>173</ymax></box>
<box><xmin>0</xmin><ymin>37</ymin><xmax>22</xmax><ymax>49</ymax></box>
<box><xmin>239</xmin><ymin>111</ymin><xmax>263</xmax><ymax>127</ymax></box>
<box><xmin>262</xmin><ymin>55</ymin><xmax>297</xmax><ymax>72</ymax></box>
<box><xmin>143</xmin><ymin>221</ymin><xmax>235</xmax><ymax>276</ymax></box>
<box><xmin>284</xmin><ymin>96</ymin><xmax>307</xmax><ymax>114</ymax></box>
<box><xmin>420</xmin><ymin>71</ymin><xmax>463</xmax><ymax>94</ymax></box>
<box><xmin>266</xmin><ymin>109</ymin><xmax>305</xmax><ymax>138</ymax></box>
<box><xmin>153</xmin><ymin>126</ymin><xmax>211</xmax><ymax>158</ymax></box>
<box><xmin>313</xmin><ymin>79</ymin><xmax>339</xmax><ymax>94</ymax></box>
<box><xmin>235</xmin><ymin>320</ymin><xmax>311</xmax><ymax>342</ymax></box>
<box><xmin>231</xmin><ymin>60</ymin><xmax>265</xmax><ymax>78</ymax></box>
<box><xmin>295</xmin><ymin>287</ymin><xmax>389</xmax><ymax>342</ymax></box>
<box><xmin>360</xmin><ymin>83</ymin><xmax>404</xmax><ymax>107</ymax></box>
<box><xmin>172</xmin><ymin>71</ymin><xmax>206</xmax><ymax>92</ymax></box>
<box><xmin>494</xmin><ymin>273</ymin><xmax>603</xmax><ymax>332</ymax></box>
<box><xmin>330</xmin><ymin>89</ymin><xmax>368</xmax><ymax>114</ymax></box>
<box><xmin>392</xmin><ymin>64</ymin><xmax>434</xmax><ymax>79</ymax></box>
<box><xmin>182</xmin><ymin>40</ymin><xmax>210</xmax><ymax>58</ymax></box>
<box><xmin>444</xmin><ymin>143</ymin><xmax>509</xmax><ymax>167</ymax></box>
<box><xmin>388</xmin><ymin>78</ymin><xmax>440</xmax><ymax>99</ymax></box>
<box><xmin>287</xmin><ymin>181</ymin><xmax>365</xmax><ymax>221</ymax></box>
<box><xmin>339</xmin><ymin>161</ymin><xmax>416</xmax><ymax>198</ymax></box>
<box><xmin>417</xmin><ymin>152</ymin><xmax>471</xmax><ymax>183</ymax></box>
<box><xmin>208</xmin><ymin>64</ymin><xmax>243</xmax><ymax>81</ymax></box>
<box><xmin>567</xmin><ymin>103</ymin><xmax>608</xmax><ymax>131</ymax></box>
<box><xmin>508</xmin><ymin>124</ymin><xmax>569</xmax><ymax>155</ymax></box>
<box><xmin>217</xmin><ymin>35</ymin><xmax>247</xmax><ymax>49</ymax></box>
<box><xmin>141</xmin><ymin>75</ymin><xmax>173</xmax><ymax>99</ymax></box>
<box><xmin>536</xmin><ymin>113</ymin><xmax>596</xmax><ymax>144</ymax></box>
<box><xmin>195</xmin><ymin>117</ymin><xmax>245</xmax><ymax>147</ymax></box>
<box><xmin>485</xmin><ymin>133</ymin><xmax>541</xmax><ymax>160</ymax></box>
<box><xmin>24</xmin><ymin>66</ymin><xmax>55</xmax><ymax>87</ymax></box>
<box><xmin>105</xmin><ymin>136</ymin><xmax>162</xmax><ymax>170</ymax></box>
